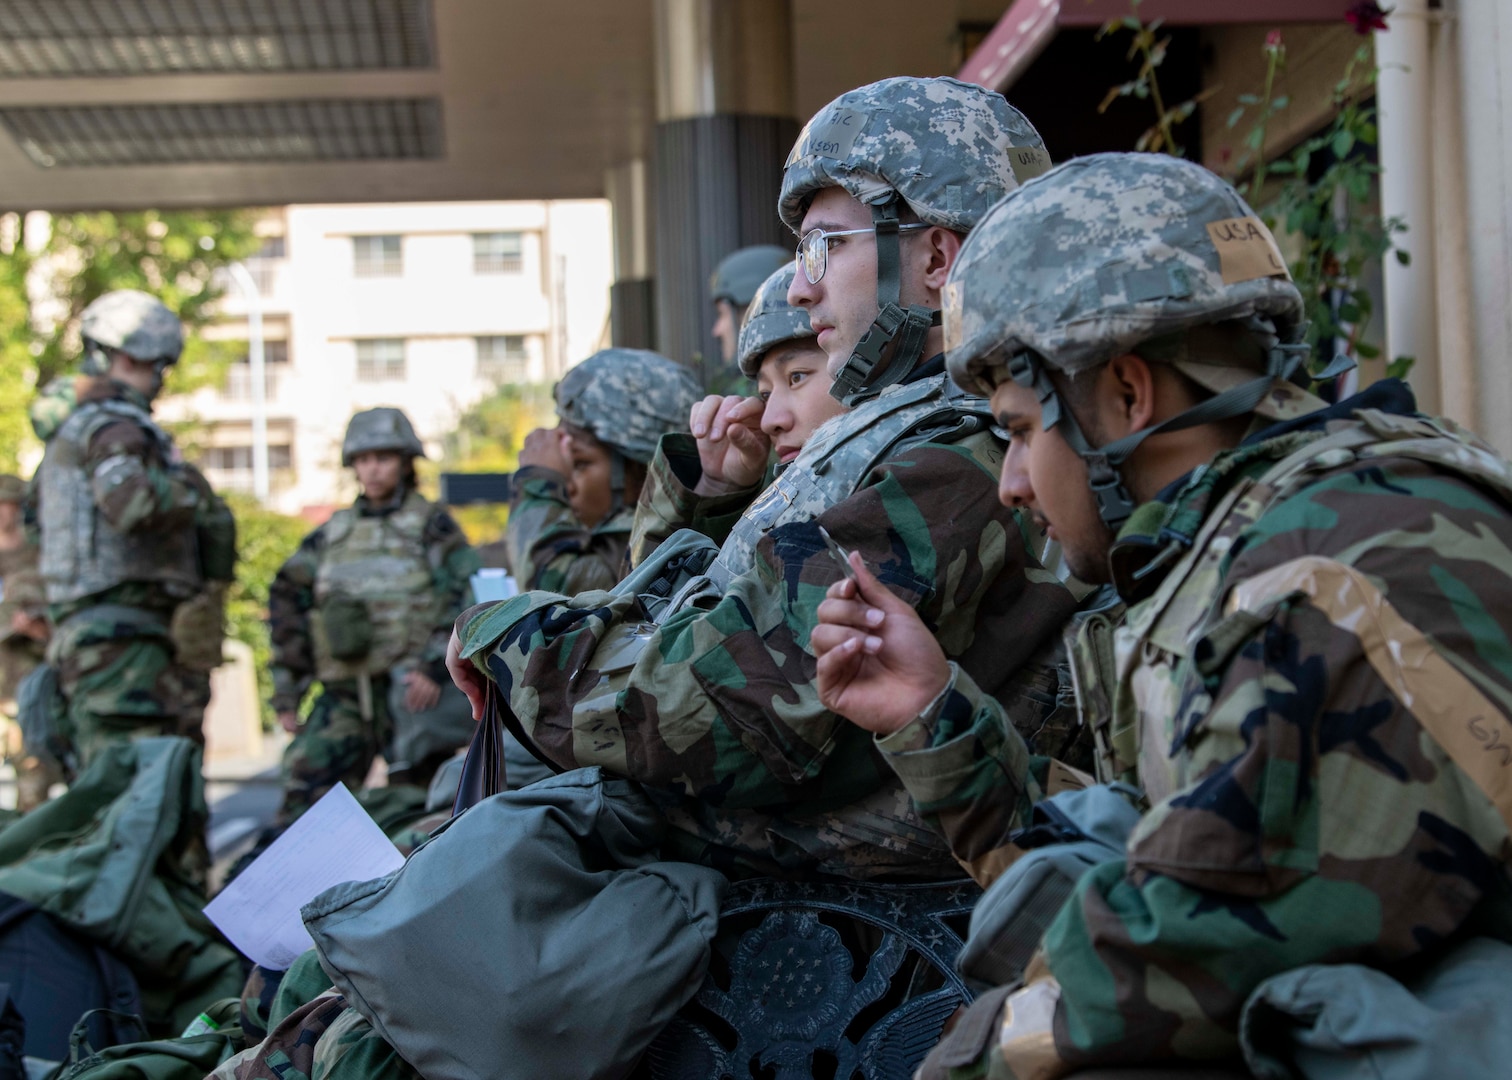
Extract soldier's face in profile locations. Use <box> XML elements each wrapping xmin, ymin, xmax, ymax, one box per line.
<box><xmin>564</xmin><ymin>432</ymin><xmax>615</xmax><ymax>528</ymax></box>
<box><xmin>990</xmin><ymin>376</ymin><xmax>1115</xmax><ymax>584</ymax></box>
<box><xmin>712</xmin><ymin>299</ymin><xmax>740</xmax><ymax>365</ymax></box>
<box><xmin>352</xmin><ymin>451</ymin><xmax>404</xmax><ymax>504</ymax></box>
<box><xmin>756</xmin><ymin>340</ymin><xmax>845</xmax><ymax>465</ymax></box>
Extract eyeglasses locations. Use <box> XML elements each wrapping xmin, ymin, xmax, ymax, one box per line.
<box><xmin>796</xmin><ymin>223</ymin><xmax>930</xmax><ymax>285</ymax></box>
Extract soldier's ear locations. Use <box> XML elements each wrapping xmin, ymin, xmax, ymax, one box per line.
<box><xmin>919</xmin><ymin>228</ymin><xmax>965</xmax><ymax>296</ymax></box>
<box><xmin>1101</xmin><ymin>353</ymin><xmax>1158</xmax><ymax>437</ymax></box>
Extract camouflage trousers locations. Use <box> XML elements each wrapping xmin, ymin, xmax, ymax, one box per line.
<box><xmin>210</xmin><ymin>991</ymin><xmax>419</xmax><ymax>1080</ymax></box>
<box><xmin>276</xmin><ymin>677</ymin><xmax>394</xmax><ymax>826</ymax></box>
<box><xmin>48</xmin><ymin>606</ymin><xmax>200</xmax><ymax>767</ymax></box>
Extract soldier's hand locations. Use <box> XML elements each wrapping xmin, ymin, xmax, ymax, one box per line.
<box><xmin>403</xmin><ymin>670</ymin><xmax>442</xmax><ymax>713</ymax></box>
<box><xmin>446</xmin><ymin>627</ymin><xmax>488</xmax><ymax>721</ymax></box>
<box><xmin>812</xmin><ymin>551</ymin><xmax>951</xmax><ymax>735</ymax></box>
<box><xmin>691</xmin><ymin>394</ymin><xmax>770</xmax><ymax>495</ymax></box>
<box><xmin>277</xmin><ymin>711</ymin><xmax>300</xmax><ymax>735</ymax></box>
<box><xmin>519</xmin><ymin>426</ymin><xmax>570</xmax><ymax>475</ymax></box>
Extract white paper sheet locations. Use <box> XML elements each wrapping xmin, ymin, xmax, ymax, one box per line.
<box><xmin>204</xmin><ymin>783</ymin><xmax>404</xmax><ymax>970</ymax></box>
<box><xmin>471</xmin><ymin>567</ymin><xmax>519</xmax><ymax>602</ymax></box>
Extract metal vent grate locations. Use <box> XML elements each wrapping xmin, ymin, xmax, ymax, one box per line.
<box><xmin>0</xmin><ymin>0</ymin><xmax>433</xmax><ymax>77</ymax></box>
<box><xmin>0</xmin><ymin>98</ymin><xmax>444</xmax><ymax>166</ymax></box>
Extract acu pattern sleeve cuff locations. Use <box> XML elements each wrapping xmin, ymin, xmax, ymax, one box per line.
<box><xmin>876</xmin><ymin>662</ymin><xmax>1003</xmax><ymax>783</ymax></box>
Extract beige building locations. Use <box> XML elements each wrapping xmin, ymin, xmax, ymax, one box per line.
<box><xmin>163</xmin><ymin>200</ymin><xmax>612</xmax><ymax>517</ymax></box>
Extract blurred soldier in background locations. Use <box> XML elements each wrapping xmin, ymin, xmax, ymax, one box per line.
<box><xmin>32</xmin><ymin>290</ymin><xmax>234</xmax><ymax>769</ymax></box>
<box><xmin>707</xmin><ymin>245</ymin><xmax>790</xmax><ymax>393</ymax></box>
<box><xmin>268</xmin><ymin>408</ymin><xmax>478</xmax><ymax>824</ymax></box>
<box><xmin>503</xmin><ymin>348</ymin><xmax>700</xmax><ymax>594</ymax></box>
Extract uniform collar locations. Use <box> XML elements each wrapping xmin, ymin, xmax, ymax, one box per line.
<box><xmin>1104</xmin><ymin>378</ymin><xmax>1420</xmax><ymax>604</ymax></box>
<box><xmin>356</xmin><ymin>485</ymin><xmax>412</xmax><ymax>517</ymax></box>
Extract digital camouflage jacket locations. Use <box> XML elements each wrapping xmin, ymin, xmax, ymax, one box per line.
<box><xmin>269</xmin><ymin>488</ymin><xmax>477</xmax><ymax>713</ymax></box>
<box><xmin>503</xmin><ymin>465</ymin><xmax>632</xmax><ymax>594</ymax></box>
<box><xmin>902</xmin><ymin>381</ymin><xmax>1512</xmax><ymax>1077</ymax></box>
<box><xmin>458</xmin><ymin>374</ymin><xmax>1078</xmax><ymax>881</ymax></box>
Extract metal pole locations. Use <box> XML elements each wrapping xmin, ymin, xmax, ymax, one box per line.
<box><xmin>225</xmin><ymin>262</ymin><xmax>269</xmax><ymax>501</ymax></box>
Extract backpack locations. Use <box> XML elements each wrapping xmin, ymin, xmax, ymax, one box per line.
<box><xmin>955</xmin><ymin>784</ymin><xmax>1141</xmax><ymax>992</ymax></box>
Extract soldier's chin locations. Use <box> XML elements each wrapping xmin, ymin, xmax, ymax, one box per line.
<box><xmin>825</xmin><ymin>349</ymin><xmax>848</xmax><ymax>380</ymax></box>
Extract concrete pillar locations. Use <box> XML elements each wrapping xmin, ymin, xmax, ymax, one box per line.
<box><xmin>1444</xmin><ymin>0</ymin><xmax>1512</xmax><ymax>453</ymax></box>
<box><xmin>606</xmin><ymin>159</ymin><xmax>657</xmax><ymax>349</ymax></box>
<box><xmin>1374</xmin><ymin>0</ymin><xmax>1441</xmax><ymax>414</ymax></box>
<box><xmin>652</xmin><ymin>0</ymin><xmax>798</xmax><ymax>387</ymax></box>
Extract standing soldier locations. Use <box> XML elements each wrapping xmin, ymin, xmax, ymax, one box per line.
<box><xmin>505</xmin><ymin>348</ymin><xmax>701</xmax><ymax>595</ymax></box>
<box><xmin>268</xmin><ymin>408</ymin><xmax>478</xmax><ymax>825</ymax></box>
<box><xmin>707</xmin><ymin>245</ymin><xmax>790</xmax><ymax>392</ymax></box>
<box><xmin>32</xmin><ymin>290</ymin><xmax>225</xmax><ymax>766</ymax></box>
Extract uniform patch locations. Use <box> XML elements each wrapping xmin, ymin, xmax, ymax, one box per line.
<box><xmin>1205</xmin><ymin>216</ymin><xmax>1289</xmax><ymax>284</ymax></box>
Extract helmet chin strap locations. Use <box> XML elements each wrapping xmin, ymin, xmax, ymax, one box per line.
<box><xmin>1009</xmin><ymin>334</ymin><xmax>1343</xmax><ymax>533</ymax></box>
<box><xmin>828</xmin><ymin>198</ymin><xmax>941</xmax><ymax>407</ymax></box>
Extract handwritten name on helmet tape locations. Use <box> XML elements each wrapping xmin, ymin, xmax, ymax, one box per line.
<box><xmin>1007</xmin><ymin>146</ymin><xmax>1052</xmax><ymax>185</ymax></box>
<box><xmin>787</xmin><ymin>106</ymin><xmax>869</xmax><ymax>165</ymax></box>
<box><xmin>1205</xmin><ymin>216</ymin><xmax>1290</xmax><ymax>285</ymax></box>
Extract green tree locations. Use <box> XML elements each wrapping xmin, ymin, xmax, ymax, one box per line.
<box><xmin>0</xmin><ymin>207</ymin><xmax>262</xmax><ymax>470</ymax></box>
<box><xmin>440</xmin><ymin>382</ymin><xmax>557</xmax><ymax>544</ymax></box>
<box><xmin>222</xmin><ymin>492</ymin><xmax>310</xmax><ymax>725</ymax></box>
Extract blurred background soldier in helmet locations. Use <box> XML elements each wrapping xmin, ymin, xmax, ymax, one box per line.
<box><xmin>502</xmin><ymin>348</ymin><xmax>700</xmax><ymax>594</ymax></box>
<box><xmin>267</xmin><ymin>407</ymin><xmax>479</xmax><ymax>825</ymax></box>
<box><xmin>30</xmin><ymin>289</ymin><xmax>234</xmax><ymax>773</ymax></box>
<box><xmin>706</xmin><ymin>245</ymin><xmax>790</xmax><ymax>393</ymax></box>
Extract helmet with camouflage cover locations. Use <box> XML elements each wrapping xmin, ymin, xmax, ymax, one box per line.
<box><xmin>342</xmin><ymin>407</ymin><xmax>426</xmax><ymax>466</ymax></box>
<box><xmin>710</xmin><ymin>246</ymin><xmax>791</xmax><ymax>308</ymax></box>
<box><xmin>555</xmin><ymin>348</ymin><xmax>701</xmax><ymax>466</ymax></box>
<box><xmin>79</xmin><ymin>290</ymin><xmax>183</xmax><ymax>375</ymax></box>
<box><xmin>737</xmin><ymin>263</ymin><xmax>814</xmax><ymax>378</ymax></box>
<box><xmin>779</xmin><ymin>76</ymin><xmax>1050</xmax><ymax>406</ymax></box>
<box><xmin>944</xmin><ymin>152</ymin><xmax>1325</xmax><ymax>531</ymax></box>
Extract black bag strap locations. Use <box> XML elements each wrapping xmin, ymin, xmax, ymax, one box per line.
<box><xmin>452</xmin><ymin>680</ymin><xmax>507</xmax><ymax>816</ymax></box>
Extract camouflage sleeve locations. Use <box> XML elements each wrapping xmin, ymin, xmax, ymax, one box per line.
<box><xmin>978</xmin><ymin>464</ymin><xmax>1512</xmax><ymax>1077</ymax></box>
<box><xmin>419</xmin><ymin>507</ymin><xmax>479</xmax><ymax>680</ymax></box>
<box><xmin>876</xmin><ymin>662</ymin><xmax>1044</xmax><ymax>886</ymax></box>
<box><xmin>467</xmin><ymin>434</ymin><xmax>1078</xmax><ymax>813</ymax></box>
<box><xmin>503</xmin><ymin>466</ymin><xmax>630</xmax><ymax>594</ymax></box>
<box><xmin>267</xmin><ymin>529</ymin><xmax>324</xmax><ymax>714</ymax></box>
<box><xmin>628</xmin><ymin>433</ymin><xmax>761</xmax><ymax>568</ymax></box>
<box><xmin>84</xmin><ymin>417</ymin><xmax>199</xmax><ymax>535</ymax></box>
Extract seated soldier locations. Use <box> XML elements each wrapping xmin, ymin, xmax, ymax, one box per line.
<box><xmin>447</xmin><ymin>76</ymin><xmax>1078</xmax><ymax>883</ymax></box>
<box><xmin>810</xmin><ymin>153</ymin><xmax>1512</xmax><ymax>1076</ymax></box>
<box><xmin>501</xmin><ymin>348</ymin><xmax>701</xmax><ymax>593</ymax></box>
<box><xmin>629</xmin><ymin>261</ymin><xmax>846</xmax><ymax>565</ymax></box>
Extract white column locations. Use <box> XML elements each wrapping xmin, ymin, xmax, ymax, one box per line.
<box><xmin>1374</xmin><ymin>0</ymin><xmax>1441</xmax><ymax>413</ymax></box>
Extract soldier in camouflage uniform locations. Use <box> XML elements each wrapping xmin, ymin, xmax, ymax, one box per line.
<box><xmin>504</xmin><ymin>348</ymin><xmax>700</xmax><ymax>594</ymax></box>
<box><xmin>447</xmin><ymin>77</ymin><xmax>1077</xmax><ymax>882</ymax></box>
<box><xmin>707</xmin><ymin>244</ymin><xmax>790</xmax><ymax>393</ymax></box>
<box><xmin>269</xmin><ymin>408</ymin><xmax>478</xmax><ymax>824</ymax></box>
<box><xmin>810</xmin><ymin>153</ymin><xmax>1512</xmax><ymax>1076</ymax></box>
<box><xmin>32</xmin><ymin>290</ymin><xmax>230</xmax><ymax>765</ymax></box>
<box><xmin>629</xmin><ymin>262</ymin><xmax>845</xmax><ymax>565</ymax></box>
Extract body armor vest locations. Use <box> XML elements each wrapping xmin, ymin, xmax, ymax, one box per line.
<box><xmin>707</xmin><ymin>374</ymin><xmax>995</xmax><ymax>587</ymax></box>
<box><xmin>311</xmin><ymin>491</ymin><xmax>439</xmax><ymax>682</ymax></box>
<box><xmin>1071</xmin><ymin>407</ymin><xmax>1512</xmax><ymax>803</ymax></box>
<box><xmin>38</xmin><ymin>399</ymin><xmax>200</xmax><ymax>607</ymax></box>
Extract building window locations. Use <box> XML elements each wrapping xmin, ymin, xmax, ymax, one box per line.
<box><xmin>356</xmin><ymin>338</ymin><xmax>406</xmax><ymax>381</ymax></box>
<box><xmin>472</xmin><ymin>232</ymin><xmax>523</xmax><ymax>274</ymax></box>
<box><xmin>248</xmin><ymin>236</ymin><xmax>287</xmax><ymax>293</ymax></box>
<box><xmin>476</xmin><ymin>335</ymin><xmax>528</xmax><ymax>382</ymax></box>
<box><xmin>201</xmin><ymin>444</ymin><xmax>293</xmax><ymax>492</ymax></box>
<box><xmin>220</xmin><ymin>340</ymin><xmax>289</xmax><ymax>401</ymax></box>
<box><xmin>353</xmin><ymin>234</ymin><xmax>402</xmax><ymax>277</ymax></box>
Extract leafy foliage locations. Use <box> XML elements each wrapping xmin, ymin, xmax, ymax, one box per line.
<box><xmin>1096</xmin><ymin>0</ymin><xmax>1214</xmax><ymax>155</ymax></box>
<box><xmin>0</xmin><ymin>208</ymin><xmax>262</xmax><ymax>471</ymax></box>
<box><xmin>222</xmin><ymin>492</ymin><xmax>311</xmax><ymax>725</ymax></box>
<box><xmin>441</xmin><ymin>382</ymin><xmax>557</xmax><ymax>543</ymax></box>
<box><xmin>1225</xmin><ymin>42</ymin><xmax>1409</xmax><ymax>375</ymax></box>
